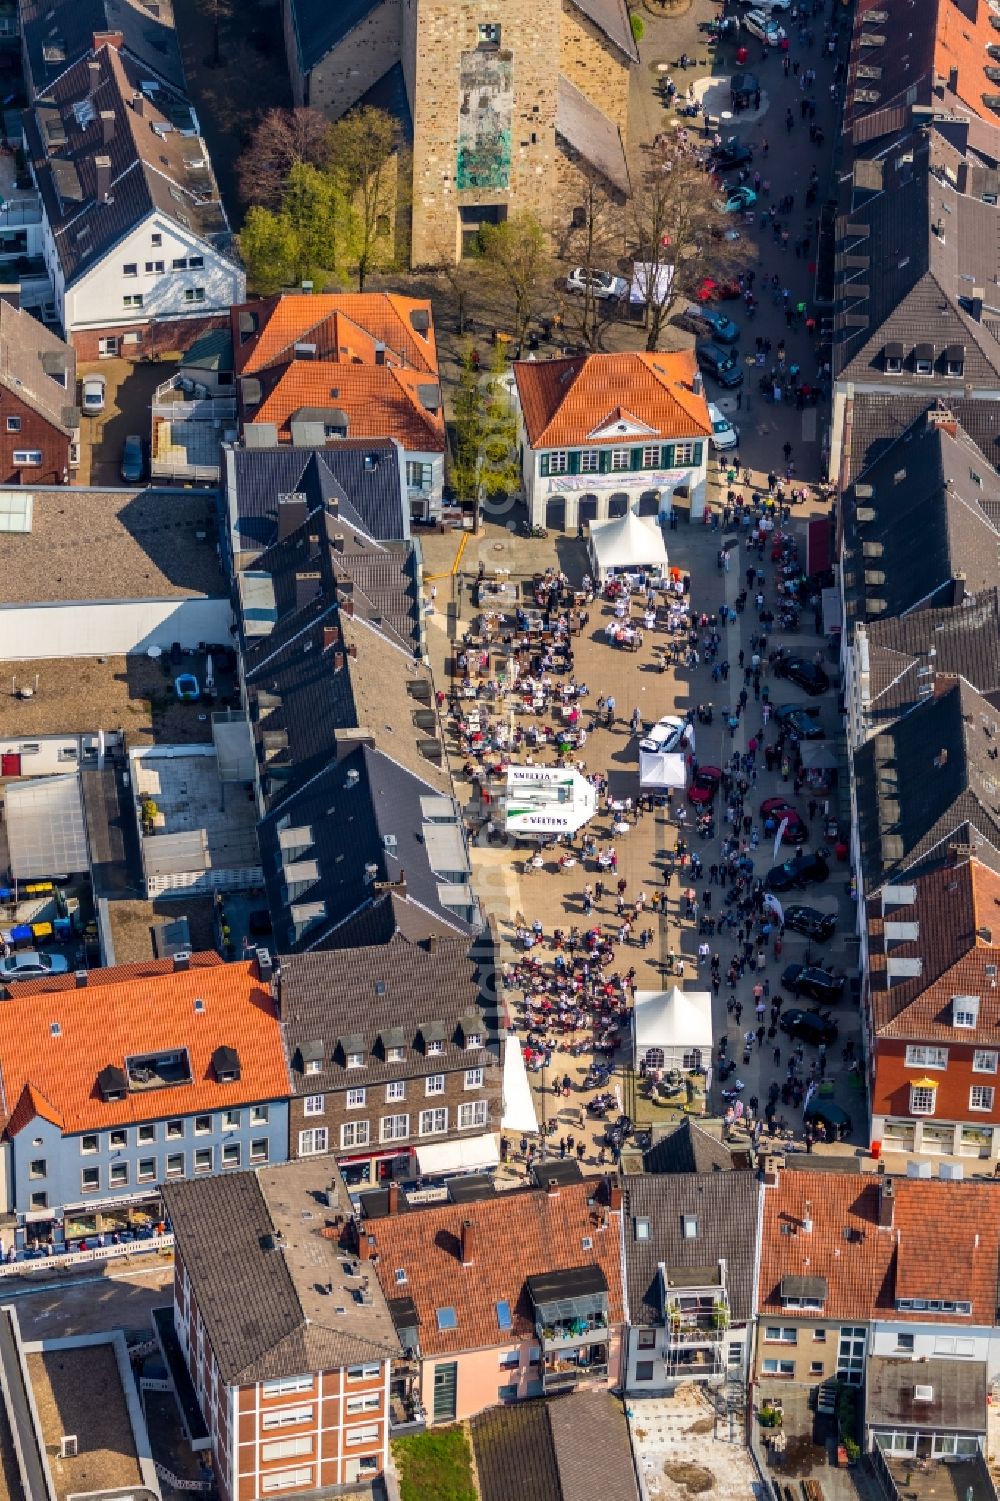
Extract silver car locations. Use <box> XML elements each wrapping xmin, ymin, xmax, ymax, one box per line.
<box><xmin>565</xmin><ymin>266</ymin><xmax>628</xmax><ymax>302</ymax></box>
<box><xmin>81</xmin><ymin>373</ymin><xmax>106</xmax><ymax>414</ymax></box>
<box><xmin>0</xmin><ymin>950</ymin><xmax>70</xmax><ymax>981</ymax></box>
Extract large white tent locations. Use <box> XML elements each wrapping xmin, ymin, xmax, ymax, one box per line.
<box><xmin>639</xmin><ymin>750</ymin><xmax>687</xmax><ymax>789</ymax></box>
<box><xmin>633</xmin><ymin>985</ymin><xmax>713</xmax><ymax>1072</ymax></box>
<box><xmin>588</xmin><ymin>509</ymin><xmax>669</xmax><ymax>583</ymax></box>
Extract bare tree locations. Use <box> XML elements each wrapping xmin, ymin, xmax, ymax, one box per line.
<box><xmin>555</xmin><ymin>172</ymin><xmax>624</xmax><ymax>349</ymax></box>
<box><xmin>628</xmin><ymin>151</ymin><xmax>746</xmax><ymax>351</ymax></box>
<box><xmin>237</xmin><ymin>107</ymin><xmax>334</xmax><ymax>212</ymax></box>
<box><xmin>478</xmin><ymin>212</ymin><xmax>556</xmax><ymax>350</ymax></box>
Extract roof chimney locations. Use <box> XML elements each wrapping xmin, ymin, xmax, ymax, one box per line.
<box><xmin>948</xmin><ymin>65</ymin><xmax>958</xmax><ymax>92</ymax></box>
<box><xmin>93</xmin><ymin>29</ymin><xmax>124</xmax><ymax>49</ymax></box>
<box><xmin>132</xmin><ymin>91</ymin><xmax>144</xmax><ymax>118</ymax></box>
<box><xmin>347</xmin><ymin>642</ymin><xmax>357</xmax><ymax>659</ymax></box>
<box><xmin>173</xmin><ymin>951</ymin><xmax>191</xmax><ymax>972</ymax></box>
<box><xmin>878</xmin><ymin>1177</ymin><xmax>894</xmax><ymax>1229</ymax></box>
<box><xmin>87</xmin><ymin>59</ymin><xmax>101</xmax><ymax>95</ymax></box>
<box><xmin>357</xmin><ymin>1228</ymin><xmax>372</xmax><ymax>1261</ymax></box>
<box><xmin>387</xmin><ymin>1181</ymin><xmax>401</xmax><ymax>1216</ymax></box>
<box><xmin>100</xmin><ymin>109</ymin><xmax>115</xmax><ymax>144</ymax></box>
<box><xmin>322</xmin><ymin>625</ymin><xmax>339</xmax><ymax>651</ymax></box>
<box><xmin>609</xmin><ymin>1183</ymin><xmax>623</xmax><ymax>1212</ymax></box>
<box><xmin>545</xmin><ymin>1177</ymin><xmax>560</xmax><ymax>1197</ymax></box>
<box><xmin>952</xmin><ymin>572</ymin><xmax>966</xmax><ymax>607</ymax></box>
<box><xmin>461</xmin><ymin>1219</ymin><xmax>475</xmax><ymax>1265</ymax></box>
<box><xmin>74</xmin><ymin>969</ymin><xmax>88</xmax><ymax>989</ymax></box>
<box><xmin>95</xmin><ymin>155</ymin><xmax>111</xmax><ymax>202</ymax></box>
<box><xmin>692</xmin><ymin>370</ymin><xmax>704</xmax><ymax>397</ymax></box>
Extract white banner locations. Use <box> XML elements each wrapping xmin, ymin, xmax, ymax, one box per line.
<box><xmin>763</xmin><ymin>892</ymin><xmax>784</xmax><ymax>925</ymax></box>
<box><xmin>773</xmin><ymin>817</ymin><xmax>789</xmax><ymax>859</ymax></box>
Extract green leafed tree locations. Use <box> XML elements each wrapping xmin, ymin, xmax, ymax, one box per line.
<box><xmin>450</xmin><ymin>343</ymin><xmax>519</xmax><ymax>516</ymax></box>
<box><xmin>330</xmin><ymin>106</ymin><xmax>406</xmax><ymax>290</ymax></box>
<box><xmin>478</xmin><ymin>211</ymin><xmax>555</xmax><ymax>350</ymax></box>
<box><xmin>238</xmin><ymin>206</ymin><xmax>299</xmax><ymax>293</ymax></box>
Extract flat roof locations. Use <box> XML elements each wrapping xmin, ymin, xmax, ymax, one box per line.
<box><xmin>0</xmin><ymin>487</ymin><xmax>224</xmax><ymax>602</ymax></box>
<box><xmin>131</xmin><ymin>748</ymin><xmax>260</xmax><ymax>876</ymax></box>
<box><xmin>26</xmin><ymin>1345</ymin><xmax>142</xmax><ymax>1501</ymax></box>
<box><xmin>867</xmin><ymin>1357</ymin><xmax>988</xmax><ymax>1432</ymax></box>
<box><xmin>106</xmin><ymin>898</ymin><xmax>219</xmax><ymax>966</ymax></box>
<box><xmin>0</xmin><ymin>657</ymin><xmax>217</xmax><ymax>744</ymax></box>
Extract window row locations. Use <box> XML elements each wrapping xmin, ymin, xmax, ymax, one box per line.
<box><xmin>123</xmin><ymin>288</ymin><xmax>205</xmax><ymax>310</ymax></box>
<box><xmin>78</xmin><ymin>1139</ymin><xmax>269</xmax><ymax>1191</ymax></box>
<box><xmin>908</xmin><ymin>1083</ymin><xmax>995</xmax><ymax>1115</ymax></box>
<box><xmin>122</xmin><ymin>256</ymin><xmax>204</xmax><ymax>275</ymax></box>
<box><xmin>315</xmin><ymin>1035</ymin><xmax>483</xmax><ymax>1074</ymax></box>
<box><xmin>303</xmin><ymin>1072</ymin><xmax>483</xmax><ymax>1115</ymax></box>
<box><xmin>79</xmin><ymin>1109</ymin><xmax>268</xmax><ymax>1153</ymax></box>
<box><xmin>904</xmin><ymin>1045</ymin><xmax>999</xmax><ymax>1071</ymax></box>
<box><xmin>298</xmin><ymin>1101</ymin><xmax>489</xmax><ymax>1156</ymax></box>
<box><xmin>539</xmin><ymin>441</ymin><xmax>703</xmax><ymax>478</ymax></box>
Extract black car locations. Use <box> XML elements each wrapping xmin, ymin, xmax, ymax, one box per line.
<box><xmin>804</xmin><ymin>1097</ymin><xmax>853</xmax><ymax>1138</ymax></box>
<box><xmin>774</xmin><ymin>704</ymin><xmax>825</xmax><ymax>739</ymax></box>
<box><xmin>781</xmin><ymin>964</ymin><xmax>846</xmax><ymax>1005</ymax></box>
<box><xmin>779</xmin><ymin>1008</ymin><xmax>839</xmax><ymax>1046</ymax></box>
<box><xmin>782</xmin><ymin>905</ymin><xmax>837</xmax><ymax>943</ymax></box>
<box><xmin>709</xmin><ymin>136</ymin><xmax>754</xmax><ymax>172</ymax></box>
<box><xmin>764</xmin><ymin>851</ymin><xmax>830</xmax><ymax>891</ymax></box>
<box><xmin>773</xmin><ymin>657</ymin><xmax>830</xmax><ymax>696</ymax></box>
<box><xmin>696</xmin><ymin>339</ymin><xmax>744</xmax><ymax>388</ymax></box>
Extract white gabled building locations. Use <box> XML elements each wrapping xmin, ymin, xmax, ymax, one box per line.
<box><xmin>24</xmin><ymin>33</ymin><xmax>244</xmax><ymax>359</ymax></box>
<box><xmin>512</xmin><ymin>349</ymin><xmax>712</xmax><ymax>531</ymax></box>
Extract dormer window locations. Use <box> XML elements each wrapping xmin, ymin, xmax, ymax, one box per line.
<box><xmin>883</xmin><ymin>341</ymin><xmax>903</xmax><ymax>374</ymax></box>
<box><xmin>426</xmin><ymin>1040</ymin><xmax>444</xmax><ymax>1055</ymax></box>
<box><xmin>465</xmin><ymin>1033</ymin><xmax>483</xmax><ymax>1050</ymax></box>
<box><xmin>387</xmin><ymin>1046</ymin><xmax>406</xmax><ymax>1063</ymax></box>
<box><xmin>212</xmin><ymin>1046</ymin><xmax>241</xmax><ymax>1084</ymax></box>
<box><xmin>953</xmin><ymin>994</ymin><xmax>980</xmax><ymax>1028</ymax></box>
<box><xmin>347</xmin><ymin>1051</ymin><xmax>366</xmax><ymax>1069</ymax></box>
<box><xmin>305</xmin><ymin>1059</ymin><xmax>322</xmax><ymax>1075</ymax></box>
<box><xmin>913</xmin><ymin>342</ymin><xmax>934</xmax><ymax>376</ymax></box>
<box><xmin>945</xmin><ymin>344</ymin><xmax>965</xmax><ymax>378</ymax></box>
<box><xmin>97</xmin><ymin>1065</ymin><xmax>127</xmax><ymax>1103</ymax></box>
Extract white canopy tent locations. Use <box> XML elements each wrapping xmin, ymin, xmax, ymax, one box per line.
<box><xmin>633</xmin><ymin>985</ymin><xmax>714</xmax><ymax>1072</ymax></box>
<box><xmin>639</xmin><ymin>750</ymin><xmax>688</xmax><ymax>789</ymax></box>
<box><xmin>587</xmin><ymin>509</ymin><xmax>669</xmax><ymax>583</ymax></box>
<box><xmin>500</xmin><ymin>1034</ymin><xmax>539</xmax><ymax>1134</ymax></box>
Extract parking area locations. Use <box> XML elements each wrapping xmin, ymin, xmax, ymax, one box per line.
<box><xmin>77</xmin><ymin>358</ymin><xmax>178</xmax><ymax>486</ymax></box>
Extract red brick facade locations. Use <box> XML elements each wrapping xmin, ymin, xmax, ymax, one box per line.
<box><xmin>872</xmin><ymin>1037</ymin><xmax>1000</xmax><ymax>1126</ymax></box>
<box><xmin>0</xmin><ymin>385</ymin><xmax>72</xmax><ymax>486</ymax></box>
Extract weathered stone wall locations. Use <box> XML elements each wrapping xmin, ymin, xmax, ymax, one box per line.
<box><xmin>305</xmin><ymin>0</ymin><xmax>403</xmax><ymax>118</ymax></box>
<box><xmin>559</xmin><ymin>0</ymin><xmax>631</xmax><ymax>132</ymax></box>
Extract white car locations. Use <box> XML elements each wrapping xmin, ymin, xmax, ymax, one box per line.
<box><xmin>744</xmin><ymin>9</ymin><xmax>786</xmax><ymax>40</ymax></box>
<box><xmin>565</xmin><ymin>266</ymin><xmax>628</xmax><ymax>302</ymax></box>
<box><xmin>639</xmin><ymin>715</ymin><xmax>689</xmax><ymax>754</ymax></box>
<box><xmin>81</xmin><ymin>373</ymin><xmax>106</xmax><ymax>414</ymax></box>
<box><xmin>708</xmin><ymin>403</ymin><xmax>740</xmax><ymax>451</ymax></box>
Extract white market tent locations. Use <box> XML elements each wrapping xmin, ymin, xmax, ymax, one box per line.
<box><xmin>639</xmin><ymin>750</ymin><xmax>687</xmax><ymax>789</ymax></box>
<box><xmin>633</xmin><ymin>985</ymin><xmax>714</xmax><ymax>1071</ymax></box>
<box><xmin>588</xmin><ymin>508</ymin><xmax>669</xmax><ymax>583</ymax></box>
<box><xmin>500</xmin><ymin>1034</ymin><xmax>539</xmax><ymax>1134</ymax></box>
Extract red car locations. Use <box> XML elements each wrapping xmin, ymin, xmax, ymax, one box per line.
<box><xmin>696</xmin><ymin>276</ymin><xmax>741</xmax><ymax>303</ymax></box>
<box><xmin>688</xmin><ymin>765</ymin><xmax>723</xmax><ymax>805</ymax></box>
<box><xmin>761</xmin><ymin>797</ymin><xmax>807</xmax><ymax>843</ymax></box>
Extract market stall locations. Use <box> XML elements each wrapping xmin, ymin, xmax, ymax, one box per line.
<box><xmin>587</xmin><ymin>509</ymin><xmax>669</xmax><ymax>585</ymax></box>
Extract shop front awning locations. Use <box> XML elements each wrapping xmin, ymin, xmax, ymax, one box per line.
<box><xmin>799</xmin><ymin>741</ymin><xmax>839</xmax><ymax>771</ymax></box>
<box><xmin>416</xmin><ymin>1133</ymin><xmax>500</xmax><ymax>1178</ymax></box>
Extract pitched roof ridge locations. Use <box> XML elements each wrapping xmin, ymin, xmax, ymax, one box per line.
<box><xmin>7</xmin><ymin>1079</ymin><xmax>64</xmax><ymax>1134</ymax></box>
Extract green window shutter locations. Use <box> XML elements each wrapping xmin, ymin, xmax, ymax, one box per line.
<box><xmin>568</xmin><ymin>451</ymin><xmax>580</xmax><ymax>475</ymax></box>
<box><xmin>630</xmin><ymin>447</ymin><xmax>643</xmax><ymax>472</ymax></box>
<box><xmin>540</xmin><ymin>453</ymin><xmax>549</xmax><ymax>477</ymax></box>
<box><xmin>693</xmin><ymin>442</ymin><xmax>704</xmax><ymax>466</ymax></box>
<box><xmin>599</xmin><ymin>450</ymin><xmax>610</xmax><ymax>474</ymax></box>
<box><xmin>662</xmin><ymin>444</ymin><xmax>674</xmax><ymax>470</ymax></box>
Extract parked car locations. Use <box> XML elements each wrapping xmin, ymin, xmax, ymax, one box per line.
<box><xmin>688</xmin><ymin>765</ymin><xmax>723</xmax><ymax>805</ymax></box>
<box><xmin>782</xmin><ymin>905</ymin><xmax>837</xmax><ymax>942</ymax></box>
<box><xmin>772</xmin><ymin>656</ymin><xmax>830</xmax><ymax>695</ymax></box>
<box><xmin>565</xmin><ymin>267</ymin><xmax>627</xmax><ymax>302</ymax></box>
<box><xmin>120</xmin><ymin>433</ymin><xmax>145</xmax><ymax>483</ymax></box>
<box><xmin>639</xmin><ymin>715</ymin><xmax>688</xmax><ymax>754</ymax></box>
<box><xmin>804</xmin><ymin>1096</ymin><xmax>853</xmax><ymax>1138</ymax></box>
<box><xmin>760</xmin><ymin>797</ymin><xmax>807</xmax><ymax>843</ymax></box>
<box><xmin>717</xmin><ymin>186</ymin><xmax>757</xmax><ymax>214</ymax></box>
<box><xmin>0</xmin><ymin>950</ymin><xmax>70</xmax><ymax>981</ymax></box>
<box><xmin>708</xmin><ymin>403</ymin><xmax>740</xmax><ymax>451</ymax></box>
<box><xmin>708</xmin><ymin>137</ymin><xmax>754</xmax><ymax>171</ymax></box>
<box><xmin>743</xmin><ymin>10</ymin><xmax>785</xmax><ymax>42</ymax></box>
<box><xmin>688</xmin><ymin>304</ymin><xmax>739</xmax><ymax>343</ymax></box>
<box><xmin>774</xmin><ymin>704</ymin><xmax>825</xmax><ymax>739</ymax></box>
<box><xmin>781</xmin><ymin>964</ymin><xmax>846</xmax><ymax>1005</ymax></box>
<box><xmin>696</xmin><ymin>340</ymin><xmax>744</xmax><ymax>388</ymax></box>
<box><xmin>779</xmin><ymin>1008</ymin><xmax>839</xmax><ymax>1046</ymax></box>
<box><xmin>764</xmin><ymin>850</ymin><xmax>829</xmax><ymax>891</ymax></box>
<box><xmin>81</xmin><ymin>373</ymin><xmax>107</xmax><ymax>414</ymax></box>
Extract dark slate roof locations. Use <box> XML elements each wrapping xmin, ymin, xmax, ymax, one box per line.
<box><xmin>224</xmin><ymin>441</ymin><xmax>408</xmax><ymax>560</ymax></box>
<box><xmin>567</xmin><ymin>0</ymin><xmax>639</xmax><ymax>59</ymax></box>
<box><xmin>834</xmin><ymin>126</ymin><xmax>1000</xmax><ymax>387</ymax></box>
<box><xmin>621</xmin><ymin>1171</ymin><xmax>760</xmax><ymax>1329</ymax></box>
<box><xmin>860</xmin><ymin>589</ymin><xmax>1000</xmax><ymax>733</ymax></box>
<box><xmin>0</xmin><ymin>302</ymin><xmax>77</xmax><ymax>434</ymax></box>
<box><xmin>24</xmin><ymin>43</ymin><xmax>230</xmax><ymax>286</ymax></box>
<box><xmin>163</xmin><ymin>1162</ymin><xmax>399</xmax><ymax>1385</ymax></box>
<box><xmin>278</xmin><ymin>930</ymin><xmax>497</xmax><ymax>1091</ymax></box>
<box><xmin>842</xmin><ymin>0</ymin><xmax>936</xmax><ymax>138</ymax></box>
<box><xmin>472</xmin><ymin>1392</ymin><xmax>637</xmax><ymax>1501</ymax></box>
<box><xmin>285</xmin><ymin>0</ymin><xmax>381</xmax><ymax>74</ymax></box>
<box><xmin>556</xmin><ymin>75</ymin><xmax>630</xmax><ymax>195</ymax></box>
<box><xmin>21</xmin><ymin>0</ymin><xmax>186</xmax><ymax>99</ymax></box>
<box><xmin>643</xmin><ymin>1118</ymin><xmax>737</xmax><ymax>1175</ymax></box>
<box><xmin>842</xmin><ymin>415</ymin><xmax>1000</xmax><ymax>626</ymax></box>
<box><xmin>853</xmin><ymin>677</ymin><xmax>1000</xmax><ymax>891</ymax></box>
<box><xmin>867</xmin><ymin>1357</ymin><xmax>987</xmax><ymax>1432</ymax></box>
<box><xmin>845</xmin><ymin>393</ymin><xmax>1000</xmax><ymax>481</ymax></box>
<box><xmin>258</xmin><ymin>744</ymin><xmax>476</xmax><ymax>952</ymax></box>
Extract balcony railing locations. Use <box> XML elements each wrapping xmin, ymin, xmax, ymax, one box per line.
<box><xmin>541</xmin><ymin>1318</ymin><xmax>609</xmax><ymax>1349</ymax></box>
<box><xmin>669</xmin><ymin>1322</ymin><xmax>727</xmax><ymax>1345</ymax></box>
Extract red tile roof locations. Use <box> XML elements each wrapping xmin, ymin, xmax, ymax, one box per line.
<box><xmin>0</xmin><ymin>956</ymin><xmax>289</xmax><ymax>1134</ymax></box>
<box><xmin>234</xmin><ymin>293</ymin><xmax>438</xmax><ymax>377</ymax></box>
<box><xmin>514</xmin><ymin>350</ymin><xmax>712</xmax><ymax>449</ymax></box>
<box><xmin>867</xmin><ymin>859</ymin><xmax>1000</xmax><ymax>1040</ymax></box>
<box><xmin>934</xmin><ymin>0</ymin><xmax>1000</xmax><ymax>126</ymax></box>
<box><xmin>250</xmin><ymin>362</ymin><xmax>445</xmax><ymax>452</ymax></box>
<box><xmin>759</xmin><ymin>1168</ymin><xmax>1000</xmax><ymax>1324</ymax></box>
<box><xmin>365</xmin><ymin>1181</ymin><xmax>624</xmax><ymax>1356</ymax></box>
